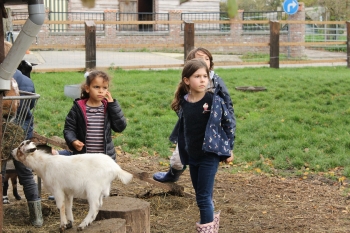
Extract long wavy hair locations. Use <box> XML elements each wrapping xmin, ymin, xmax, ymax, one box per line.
<box><xmin>81</xmin><ymin>70</ymin><xmax>111</xmax><ymax>99</ymax></box>
<box><xmin>186</xmin><ymin>47</ymin><xmax>214</xmax><ymax>70</ymax></box>
<box><xmin>171</xmin><ymin>58</ymin><xmax>209</xmax><ymax>112</ymax></box>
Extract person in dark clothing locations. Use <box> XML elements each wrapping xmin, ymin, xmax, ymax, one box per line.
<box><xmin>153</xmin><ymin>47</ymin><xmax>235</xmax><ymax>183</ymax></box>
<box><xmin>61</xmin><ymin>70</ymin><xmax>127</xmax><ymax>159</ymax></box>
<box><xmin>2</xmin><ymin>41</ymin><xmax>43</xmax><ymax>227</ymax></box>
<box><xmin>170</xmin><ymin>58</ymin><xmax>235</xmax><ymax>232</ymax></box>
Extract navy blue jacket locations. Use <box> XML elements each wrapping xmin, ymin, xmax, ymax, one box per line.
<box><xmin>169</xmin><ymin>71</ymin><xmax>235</xmax><ymax>143</ymax></box>
<box><xmin>176</xmin><ymin>85</ymin><xmax>236</xmax><ymax>165</ymax></box>
<box><xmin>13</xmin><ymin>69</ymin><xmax>36</xmax><ymax>139</ymax></box>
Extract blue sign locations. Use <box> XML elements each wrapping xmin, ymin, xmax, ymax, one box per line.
<box><xmin>283</xmin><ymin>0</ymin><xmax>299</xmax><ymax>15</ymax></box>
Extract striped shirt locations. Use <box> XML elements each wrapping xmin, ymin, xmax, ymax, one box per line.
<box><xmin>85</xmin><ymin>104</ymin><xmax>105</xmax><ymax>153</ymax></box>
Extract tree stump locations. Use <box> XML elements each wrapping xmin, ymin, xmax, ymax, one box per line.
<box><xmin>96</xmin><ymin>196</ymin><xmax>150</xmax><ymax>233</ymax></box>
<box><xmin>66</xmin><ymin>218</ymin><xmax>126</xmax><ymax>233</ymax></box>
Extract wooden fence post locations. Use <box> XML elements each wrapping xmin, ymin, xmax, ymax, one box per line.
<box><xmin>85</xmin><ymin>21</ymin><xmax>96</xmax><ymax>70</ymax></box>
<box><xmin>270</xmin><ymin>20</ymin><xmax>280</xmax><ymax>69</ymax></box>
<box><xmin>347</xmin><ymin>21</ymin><xmax>350</xmax><ymax>68</ymax></box>
<box><xmin>0</xmin><ymin>4</ymin><xmax>5</xmax><ymax>231</ymax></box>
<box><xmin>184</xmin><ymin>21</ymin><xmax>194</xmax><ymax>62</ymax></box>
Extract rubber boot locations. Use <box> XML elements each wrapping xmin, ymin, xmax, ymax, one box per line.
<box><xmin>153</xmin><ymin>166</ymin><xmax>186</xmax><ymax>183</ymax></box>
<box><xmin>27</xmin><ymin>200</ymin><xmax>43</xmax><ymax>227</ymax></box>
<box><xmin>196</xmin><ymin>221</ymin><xmax>214</xmax><ymax>233</ymax></box>
<box><xmin>213</xmin><ymin>211</ymin><xmax>221</xmax><ymax>233</ymax></box>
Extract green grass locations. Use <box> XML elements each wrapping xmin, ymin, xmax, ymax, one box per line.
<box><xmin>32</xmin><ymin>66</ymin><xmax>350</xmax><ymax>177</ymax></box>
<box><xmin>240</xmin><ymin>53</ymin><xmax>304</xmax><ymax>62</ymax></box>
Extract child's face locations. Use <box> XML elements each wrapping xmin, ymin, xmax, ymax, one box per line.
<box><xmin>195</xmin><ymin>51</ymin><xmax>211</xmax><ymax>70</ymax></box>
<box><xmin>184</xmin><ymin>67</ymin><xmax>209</xmax><ymax>94</ymax></box>
<box><xmin>85</xmin><ymin>76</ymin><xmax>109</xmax><ymax>102</ymax></box>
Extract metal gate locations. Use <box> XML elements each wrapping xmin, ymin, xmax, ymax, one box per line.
<box><xmin>45</xmin><ymin>0</ymin><xmax>68</xmax><ymax>32</ymax></box>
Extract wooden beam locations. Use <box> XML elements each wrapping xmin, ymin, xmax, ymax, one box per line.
<box><xmin>122</xmin><ymin>164</ymin><xmax>194</xmax><ymax>198</ymax></box>
<box><xmin>281</xmin><ymin>41</ymin><xmax>347</xmax><ymax>46</ymax></box>
<box><xmin>197</xmin><ymin>42</ymin><xmax>270</xmax><ymax>47</ymax></box>
<box><xmin>32</xmin><ymin>132</ymin><xmax>69</xmax><ymax>150</ymax></box>
<box><xmin>85</xmin><ymin>21</ymin><xmax>96</xmax><ymax>70</ymax></box>
<box><xmin>96</xmin><ymin>43</ymin><xmax>183</xmax><ymax>49</ymax></box>
<box><xmin>270</xmin><ymin>21</ymin><xmax>280</xmax><ymax>69</ymax></box>
<box><xmin>0</xmin><ymin>3</ymin><xmax>5</xmax><ymax>230</ymax></box>
<box><xmin>12</xmin><ymin>20</ymin><xmax>348</xmax><ymax>26</ymax></box>
<box><xmin>184</xmin><ymin>21</ymin><xmax>194</xmax><ymax>61</ymax></box>
<box><xmin>280</xmin><ymin>59</ymin><xmax>347</xmax><ymax>64</ymax></box>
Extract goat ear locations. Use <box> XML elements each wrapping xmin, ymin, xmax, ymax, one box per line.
<box><xmin>25</xmin><ymin>148</ymin><xmax>37</xmax><ymax>153</ymax></box>
<box><xmin>36</xmin><ymin>144</ymin><xmax>52</xmax><ymax>154</ymax></box>
<box><xmin>31</xmin><ymin>63</ymin><xmax>38</xmax><ymax>67</ymax></box>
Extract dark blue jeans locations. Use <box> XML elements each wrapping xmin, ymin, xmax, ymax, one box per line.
<box><xmin>5</xmin><ymin>119</ymin><xmax>39</xmax><ymax>202</ymax></box>
<box><xmin>189</xmin><ymin>152</ymin><xmax>220</xmax><ymax>224</ymax></box>
<box><xmin>13</xmin><ymin>159</ymin><xmax>40</xmax><ymax>201</ymax></box>
<box><xmin>57</xmin><ymin>150</ymin><xmax>73</xmax><ymax>156</ymax></box>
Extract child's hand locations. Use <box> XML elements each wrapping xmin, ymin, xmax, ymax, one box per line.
<box><xmin>106</xmin><ymin>91</ymin><xmax>113</xmax><ymax>102</ymax></box>
<box><xmin>224</xmin><ymin>152</ymin><xmax>234</xmax><ymax>164</ymax></box>
<box><xmin>72</xmin><ymin>140</ymin><xmax>84</xmax><ymax>151</ymax></box>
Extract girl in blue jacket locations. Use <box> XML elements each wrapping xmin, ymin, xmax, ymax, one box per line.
<box><xmin>154</xmin><ymin>47</ymin><xmax>235</xmax><ymax>183</ymax></box>
<box><xmin>172</xmin><ymin>58</ymin><xmax>235</xmax><ymax>232</ymax></box>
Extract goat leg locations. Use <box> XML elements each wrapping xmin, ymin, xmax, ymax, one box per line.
<box><xmin>77</xmin><ymin>198</ymin><xmax>100</xmax><ymax>230</ymax></box>
<box><xmin>3</xmin><ymin>179</ymin><xmax>10</xmax><ymax>204</ymax></box>
<box><xmin>11</xmin><ymin>175</ymin><xmax>21</xmax><ymax>200</ymax></box>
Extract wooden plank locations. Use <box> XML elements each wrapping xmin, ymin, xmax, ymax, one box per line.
<box><xmin>197</xmin><ymin>42</ymin><xmax>269</xmax><ymax>47</ymax></box>
<box><xmin>122</xmin><ymin>164</ymin><xmax>194</xmax><ymax>198</ymax></box>
<box><xmin>29</xmin><ymin>44</ymin><xmax>85</xmax><ymax>50</ymax></box>
<box><xmin>0</xmin><ymin>6</ymin><xmax>5</xmax><ymax>230</ymax></box>
<box><xmin>281</xmin><ymin>41</ymin><xmax>346</xmax><ymax>46</ymax></box>
<box><xmin>12</xmin><ymin>19</ymin><xmax>347</xmax><ymax>26</ymax></box>
<box><xmin>85</xmin><ymin>21</ymin><xmax>96</xmax><ymax>69</ymax></box>
<box><xmin>280</xmin><ymin>20</ymin><xmax>346</xmax><ymax>25</ymax></box>
<box><xmin>184</xmin><ymin>21</ymin><xmax>194</xmax><ymax>61</ymax></box>
<box><xmin>32</xmin><ymin>67</ymin><xmax>85</xmax><ymax>73</ymax></box>
<box><xmin>13</xmin><ymin>20</ymin><xmax>183</xmax><ymax>25</ymax></box>
<box><xmin>214</xmin><ymin>61</ymin><xmax>269</xmax><ymax>66</ymax></box>
<box><xmin>32</xmin><ymin>132</ymin><xmax>69</xmax><ymax>150</ymax></box>
<box><xmin>96</xmin><ymin>43</ymin><xmax>183</xmax><ymax>49</ymax></box>
<box><xmin>28</xmin><ymin>44</ymin><xmax>183</xmax><ymax>50</ymax></box>
<box><xmin>280</xmin><ymin>59</ymin><xmax>346</xmax><ymax>64</ymax></box>
<box><xmin>270</xmin><ymin>21</ymin><xmax>280</xmax><ymax>69</ymax></box>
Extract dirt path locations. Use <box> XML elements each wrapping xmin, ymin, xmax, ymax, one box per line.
<box><xmin>3</xmin><ymin>150</ymin><xmax>350</xmax><ymax>232</ymax></box>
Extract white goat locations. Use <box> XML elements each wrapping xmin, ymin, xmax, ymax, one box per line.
<box><xmin>12</xmin><ymin>140</ymin><xmax>133</xmax><ymax>232</ymax></box>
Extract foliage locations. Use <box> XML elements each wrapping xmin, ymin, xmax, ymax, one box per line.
<box><xmin>32</xmin><ymin>66</ymin><xmax>350</xmax><ymax>177</ymax></box>
<box><xmin>317</xmin><ymin>0</ymin><xmax>350</xmax><ymax>20</ymax></box>
<box><xmin>227</xmin><ymin>0</ymin><xmax>238</xmax><ymax>19</ymax></box>
<box><xmin>237</xmin><ymin>0</ymin><xmax>283</xmax><ymax>11</ymax></box>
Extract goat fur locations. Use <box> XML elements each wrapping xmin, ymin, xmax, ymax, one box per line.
<box><xmin>17</xmin><ymin>60</ymin><xmax>37</xmax><ymax>79</ymax></box>
<box><xmin>2</xmin><ymin>171</ymin><xmax>21</xmax><ymax>204</ymax></box>
<box><xmin>12</xmin><ymin>140</ymin><xmax>133</xmax><ymax>232</ymax></box>
<box><xmin>3</xmin><ymin>78</ymin><xmax>20</xmax><ymax>119</ymax></box>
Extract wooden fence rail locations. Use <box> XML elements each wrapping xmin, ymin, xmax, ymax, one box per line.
<box><xmin>13</xmin><ymin>20</ymin><xmax>350</xmax><ymax>71</ymax></box>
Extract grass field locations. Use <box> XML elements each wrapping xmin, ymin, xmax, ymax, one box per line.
<box><xmin>32</xmin><ymin>66</ymin><xmax>350</xmax><ymax>178</ymax></box>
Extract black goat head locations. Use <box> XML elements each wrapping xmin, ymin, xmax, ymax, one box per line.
<box><xmin>17</xmin><ymin>60</ymin><xmax>38</xmax><ymax>79</ymax></box>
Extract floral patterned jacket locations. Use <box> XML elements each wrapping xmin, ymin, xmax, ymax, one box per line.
<box><xmin>176</xmin><ymin>85</ymin><xmax>236</xmax><ymax>164</ymax></box>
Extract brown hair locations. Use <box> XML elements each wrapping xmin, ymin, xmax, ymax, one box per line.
<box><xmin>186</xmin><ymin>47</ymin><xmax>214</xmax><ymax>70</ymax></box>
<box><xmin>81</xmin><ymin>70</ymin><xmax>111</xmax><ymax>99</ymax></box>
<box><xmin>171</xmin><ymin>58</ymin><xmax>209</xmax><ymax>112</ymax></box>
